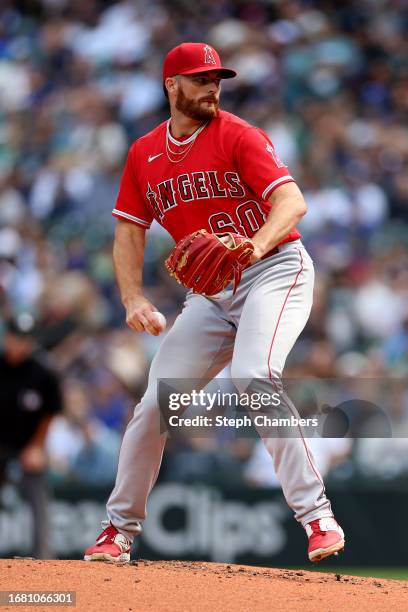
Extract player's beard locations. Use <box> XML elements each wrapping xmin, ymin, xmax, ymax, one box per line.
<box><xmin>175</xmin><ymin>85</ymin><xmax>219</xmax><ymax>121</ymax></box>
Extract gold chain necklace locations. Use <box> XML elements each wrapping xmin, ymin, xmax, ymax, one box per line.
<box><xmin>165</xmin><ymin>120</ymin><xmax>207</xmax><ymax>164</ymax></box>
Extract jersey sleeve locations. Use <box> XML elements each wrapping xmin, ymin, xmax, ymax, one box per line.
<box><xmin>112</xmin><ymin>143</ymin><xmax>153</xmax><ymax>229</ymax></box>
<box><xmin>234</xmin><ymin>128</ymin><xmax>295</xmax><ymax>201</ymax></box>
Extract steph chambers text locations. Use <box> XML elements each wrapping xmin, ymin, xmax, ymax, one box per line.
<box><xmin>168</xmin><ymin>415</ymin><xmax>318</xmax><ymax>428</ymax></box>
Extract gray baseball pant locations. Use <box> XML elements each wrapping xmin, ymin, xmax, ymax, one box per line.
<box><xmin>103</xmin><ymin>239</ymin><xmax>333</xmax><ymax>539</ymax></box>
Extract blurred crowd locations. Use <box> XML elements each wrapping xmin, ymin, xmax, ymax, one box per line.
<box><xmin>1</xmin><ymin>0</ymin><xmax>408</xmax><ymax>491</ymax></box>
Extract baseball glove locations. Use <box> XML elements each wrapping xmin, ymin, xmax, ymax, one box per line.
<box><xmin>165</xmin><ymin>229</ymin><xmax>254</xmax><ymax>296</ymax></box>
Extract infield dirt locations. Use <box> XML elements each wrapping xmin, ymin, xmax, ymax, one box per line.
<box><xmin>1</xmin><ymin>559</ymin><xmax>407</xmax><ymax>611</ymax></box>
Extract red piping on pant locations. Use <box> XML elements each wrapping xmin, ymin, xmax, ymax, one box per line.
<box><xmin>267</xmin><ymin>247</ymin><xmax>326</xmax><ymax>497</ymax></box>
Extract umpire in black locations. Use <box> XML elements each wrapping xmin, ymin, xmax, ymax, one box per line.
<box><xmin>0</xmin><ymin>312</ymin><xmax>63</xmax><ymax>558</ymax></box>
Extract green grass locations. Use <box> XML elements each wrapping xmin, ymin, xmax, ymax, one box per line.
<box><xmin>296</xmin><ymin>567</ymin><xmax>408</xmax><ymax>581</ymax></box>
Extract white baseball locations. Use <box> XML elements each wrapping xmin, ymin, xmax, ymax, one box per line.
<box><xmin>151</xmin><ymin>311</ymin><xmax>167</xmax><ymax>334</ymax></box>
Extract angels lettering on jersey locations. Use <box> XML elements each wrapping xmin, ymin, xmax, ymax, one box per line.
<box><xmin>146</xmin><ymin>170</ymin><xmax>246</xmax><ymax>220</ymax></box>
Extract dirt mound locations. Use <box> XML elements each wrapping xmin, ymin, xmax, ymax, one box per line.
<box><xmin>1</xmin><ymin>559</ymin><xmax>407</xmax><ymax>611</ymax></box>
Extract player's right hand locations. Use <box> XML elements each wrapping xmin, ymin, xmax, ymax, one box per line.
<box><xmin>124</xmin><ymin>295</ymin><xmax>163</xmax><ymax>336</ymax></box>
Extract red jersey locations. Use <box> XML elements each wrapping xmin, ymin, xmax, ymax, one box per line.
<box><xmin>112</xmin><ymin>110</ymin><xmax>301</xmax><ymax>244</ymax></box>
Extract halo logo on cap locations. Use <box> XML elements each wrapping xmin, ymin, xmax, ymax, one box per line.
<box><xmin>203</xmin><ymin>45</ymin><xmax>217</xmax><ymax>65</ymax></box>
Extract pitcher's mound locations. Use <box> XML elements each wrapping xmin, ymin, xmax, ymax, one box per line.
<box><xmin>1</xmin><ymin>559</ymin><xmax>407</xmax><ymax>611</ymax></box>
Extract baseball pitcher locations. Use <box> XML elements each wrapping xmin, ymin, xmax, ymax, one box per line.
<box><xmin>84</xmin><ymin>43</ymin><xmax>345</xmax><ymax>563</ymax></box>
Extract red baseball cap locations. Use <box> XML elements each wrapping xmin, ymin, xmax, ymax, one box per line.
<box><xmin>163</xmin><ymin>42</ymin><xmax>236</xmax><ymax>81</ymax></box>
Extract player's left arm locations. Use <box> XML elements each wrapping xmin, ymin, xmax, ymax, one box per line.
<box><xmin>232</xmin><ymin>127</ymin><xmax>307</xmax><ymax>262</ymax></box>
<box><xmin>250</xmin><ymin>182</ymin><xmax>307</xmax><ymax>262</ymax></box>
